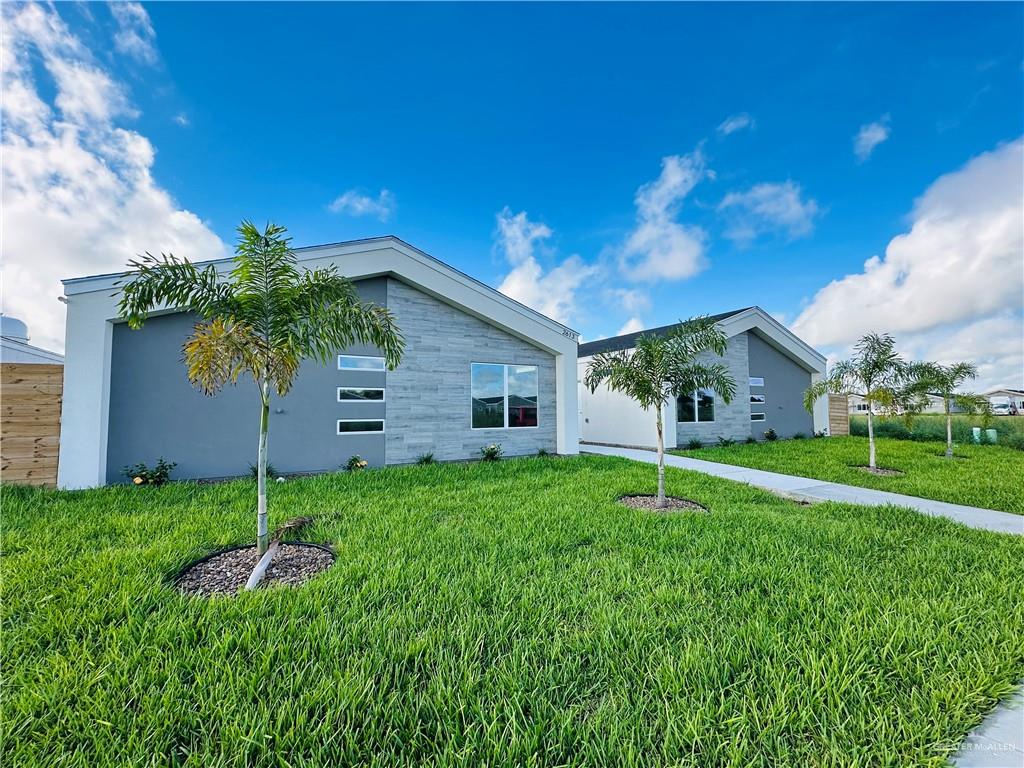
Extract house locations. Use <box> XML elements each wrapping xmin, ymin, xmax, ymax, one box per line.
<box><xmin>848</xmin><ymin>392</ymin><xmax>967</xmax><ymax>415</ymax></box>
<box><xmin>985</xmin><ymin>388</ymin><xmax>1024</xmax><ymax>413</ymax></box>
<box><xmin>577</xmin><ymin>308</ymin><xmax>827</xmax><ymax>448</ymax></box>
<box><xmin>0</xmin><ymin>316</ymin><xmax>64</xmax><ymax>365</ymax></box>
<box><xmin>57</xmin><ymin>237</ymin><xmax>580</xmax><ymax>488</ymax></box>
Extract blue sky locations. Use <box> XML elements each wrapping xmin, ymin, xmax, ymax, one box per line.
<box><xmin>3</xmin><ymin>2</ymin><xmax>1022</xmax><ymax>388</ymax></box>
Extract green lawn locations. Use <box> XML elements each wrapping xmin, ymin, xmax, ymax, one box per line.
<box><xmin>674</xmin><ymin>436</ymin><xmax>1024</xmax><ymax>514</ymax></box>
<box><xmin>3</xmin><ymin>456</ymin><xmax>1023</xmax><ymax>766</ymax></box>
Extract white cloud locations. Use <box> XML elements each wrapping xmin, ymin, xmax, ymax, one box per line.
<box><xmin>619</xmin><ymin>150</ymin><xmax>709</xmax><ymax>282</ymax></box>
<box><xmin>792</xmin><ymin>138</ymin><xmax>1024</xmax><ymax>392</ymax></box>
<box><xmin>109</xmin><ymin>2</ymin><xmax>157</xmax><ymax>65</ymax></box>
<box><xmin>718</xmin><ymin>181</ymin><xmax>820</xmax><ymax>244</ymax></box>
<box><xmin>494</xmin><ymin>208</ymin><xmax>597</xmax><ymax>326</ymax></box>
<box><xmin>717</xmin><ymin>113</ymin><xmax>755</xmax><ymax>136</ymax></box>
<box><xmin>1</xmin><ymin>3</ymin><xmax>227</xmax><ymax>353</ymax></box>
<box><xmin>617</xmin><ymin>317</ymin><xmax>645</xmax><ymax>335</ymax></box>
<box><xmin>173</xmin><ymin>112</ymin><xmax>189</xmax><ymax>126</ymax></box>
<box><xmin>854</xmin><ymin>114</ymin><xmax>891</xmax><ymax>162</ymax></box>
<box><xmin>327</xmin><ymin>188</ymin><xmax>395</xmax><ymax>222</ymax></box>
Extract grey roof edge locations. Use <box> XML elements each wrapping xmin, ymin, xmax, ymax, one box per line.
<box><xmin>60</xmin><ymin>234</ymin><xmax>578</xmax><ymax>337</ymax></box>
<box><xmin>577</xmin><ymin>308</ymin><xmax>753</xmax><ymax>357</ymax></box>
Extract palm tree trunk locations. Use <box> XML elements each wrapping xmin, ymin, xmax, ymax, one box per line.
<box><xmin>945</xmin><ymin>398</ymin><xmax>953</xmax><ymax>459</ymax></box>
<box><xmin>256</xmin><ymin>380</ymin><xmax>270</xmax><ymax>555</ymax></box>
<box><xmin>655</xmin><ymin>405</ymin><xmax>666</xmax><ymax>509</ymax></box>
<box><xmin>866</xmin><ymin>406</ymin><xmax>876</xmax><ymax>469</ymax></box>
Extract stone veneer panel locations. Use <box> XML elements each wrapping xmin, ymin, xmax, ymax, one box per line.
<box><xmin>385</xmin><ymin>278</ymin><xmax>557</xmax><ymax>463</ymax></box>
<box><xmin>674</xmin><ymin>333</ymin><xmax>752</xmax><ymax>445</ymax></box>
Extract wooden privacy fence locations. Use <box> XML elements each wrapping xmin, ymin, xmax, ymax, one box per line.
<box><xmin>828</xmin><ymin>394</ymin><xmax>849</xmax><ymax>437</ymax></box>
<box><xmin>1</xmin><ymin>363</ymin><xmax>63</xmax><ymax>487</ymax></box>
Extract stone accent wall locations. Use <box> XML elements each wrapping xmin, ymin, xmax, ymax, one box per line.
<box><xmin>674</xmin><ymin>333</ymin><xmax>751</xmax><ymax>445</ymax></box>
<box><xmin>385</xmin><ymin>279</ymin><xmax>557</xmax><ymax>463</ymax></box>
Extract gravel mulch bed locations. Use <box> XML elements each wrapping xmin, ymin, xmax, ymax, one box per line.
<box><xmin>176</xmin><ymin>542</ymin><xmax>334</xmax><ymax>597</ymax></box>
<box><xmin>618</xmin><ymin>494</ymin><xmax>709</xmax><ymax>512</ymax></box>
<box><xmin>852</xmin><ymin>465</ymin><xmax>905</xmax><ymax>477</ymax></box>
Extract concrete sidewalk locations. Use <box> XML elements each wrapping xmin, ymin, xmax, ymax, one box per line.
<box><xmin>581</xmin><ymin>443</ymin><xmax>1024</xmax><ymax>536</ymax></box>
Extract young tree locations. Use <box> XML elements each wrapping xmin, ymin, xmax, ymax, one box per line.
<box><xmin>584</xmin><ymin>317</ymin><xmax>736</xmax><ymax>508</ymax></box>
<box><xmin>920</xmin><ymin>361</ymin><xmax>980</xmax><ymax>458</ymax></box>
<box><xmin>118</xmin><ymin>221</ymin><xmax>404</xmax><ymax>554</ymax></box>
<box><xmin>803</xmin><ymin>332</ymin><xmax>908</xmax><ymax>469</ymax></box>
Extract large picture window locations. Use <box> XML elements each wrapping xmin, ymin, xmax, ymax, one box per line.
<box><xmin>677</xmin><ymin>389</ymin><xmax>716</xmax><ymax>423</ymax></box>
<box><xmin>471</xmin><ymin>363</ymin><xmax>538</xmax><ymax>429</ymax></box>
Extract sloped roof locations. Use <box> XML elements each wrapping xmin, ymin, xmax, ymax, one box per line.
<box><xmin>577</xmin><ymin>308</ymin><xmax>752</xmax><ymax>357</ymax></box>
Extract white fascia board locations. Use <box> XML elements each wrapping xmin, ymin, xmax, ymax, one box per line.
<box><xmin>717</xmin><ymin>308</ymin><xmax>826</xmax><ymax>374</ymax></box>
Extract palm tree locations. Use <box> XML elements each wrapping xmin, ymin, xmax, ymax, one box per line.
<box><xmin>803</xmin><ymin>332</ymin><xmax>908</xmax><ymax>470</ymax></box>
<box><xmin>920</xmin><ymin>361</ymin><xmax>980</xmax><ymax>458</ymax></box>
<box><xmin>584</xmin><ymin>317</ymin><xmax>736</xmax><ymax>508</ymax></box>
<box><xmin>118</xmin><ymin>221</ymin><xmax>404</xmax><ymax>554</ymax></box>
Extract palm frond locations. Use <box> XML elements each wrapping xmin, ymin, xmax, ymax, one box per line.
<box><xmin>183</xmin><ymin>318</ymin><xmax>258</xmax><ymax>395</ymax></box>
<box><xmin>116</xmin><ymin>252</ymin><xmax>235</xmax><ymax>328</ymax></box>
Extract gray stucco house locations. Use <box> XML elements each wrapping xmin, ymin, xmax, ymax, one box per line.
<box><xmin>57</xmin><ymin>237</ymin><xmax>580</xmax><ymax>488</ymax></box>
<box><xmin>577</xmin><ymin>308</ymin><xmax>827</xmax><ymax>448</ymax></box>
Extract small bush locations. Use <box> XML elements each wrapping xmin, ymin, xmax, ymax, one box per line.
<box><xmin>717</xmin><ymin>437</ymin><xmax>736</xmax><ymax>447</ymax></box>
<box><xmin>248</xmin><ymin>462</ymin><xmax>279</xmax><ymax>480</ymax></box>
<box><xmin>745</xmin><ymin>436</ymin><xmax>757</xmax><ymax>444</ymax></box>
<box><xmin>415</xmin><ymin>452</ymin><xmax>435</xmax><ymax>465</ymax></box>
<box><xmin>122</xmin><ymin>458</ymin><xmax>176</xmax><ymax>486</ymax></box>
<box><xmin>1004</xmin><ymin>433</ymin><xmax>1024</xmax><ymax>452</ymax></box>
<box><xmin>536</xmin><ymin>448</ymin><xmax>551</xmax><ymax>458</ymax></box>
<box><xmin>685</xmin><ymin>439</ymin><xmax>703</xmax><ymax>450</ymax></box>
<box><xmin>792</xmin><ymin>432</ymin><xmax>806</xmax><ymax>440</ymax></box>
<box><xmin>345</xmin><ymin>455</ymin><xmax>369</xmax><ymax>472</ymax></box>
<box><xmin>814</xmin><ymin>430</ymin><xmax>828</xmax><ymax>438</ymax></box>
<box><xmin>763</xmin><ymin>429</ymin><xmax>778</xmax><ymax>442</ymax></box>
<box><xmin>479</xmin><ymin>444</ymin><xmax>503</xmax><ymax>462</ymax></box>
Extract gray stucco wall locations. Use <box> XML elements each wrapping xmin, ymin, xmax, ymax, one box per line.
<box><xmin>106</xmin><ymin>278</ymin><xmax>388</xmax><ymax>482</ymax></box>
<box><xmin>384</xmin><ymin>278</ymin><xmax>557</xmax><ymax>463</ymax></box>
<box><xmin>746</xmin><ymin>331</ymin><xmax>814</xmax><ymax>438</ymax></box>
<box><xmin>675</xmin><ymin>333</ymin><xmax>752</xmax><ymax>445</ymax></box>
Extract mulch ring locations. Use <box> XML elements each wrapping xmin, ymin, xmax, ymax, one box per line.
<box><xmin>851</xmin><ymin>465</ymin><xmax>904</xmax><ymax>477</ymax></box>
<box><xmin>175</xmin><ymin>542</ymin><xmax>334</xmax><ymax>597</ymax></box>
<box><xmin>618</xmin><ymin>494</ymin><xmax>709</xmax><ymax>513</ymax></box>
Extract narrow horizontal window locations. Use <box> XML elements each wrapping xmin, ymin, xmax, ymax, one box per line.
<box><xmin>337</xmin><ymin>419</ymin><xmax>385</xmax><ymax>434</ymax></box>
<box><xmin>471</xmin><ymin>363</ymin><xmax>539</xmax><ymax>429</ymax></box>
<box><xmin>750</xmin><ymin>394</ymin><xmax>766</xmax><ymax>404</ymax></box>
<box><xmin>749</xmin><ymin>377</ymin><xmax>764</xmax><ymax>387</ymax></box>
<box><xmin>337</xmin><ymin>387</ymin><xmax>385</xmax><ymax>402</ymax></box>
<box><xmin>338</xmin><ymin>355</ymin><xmax>385</xmax><ymax>371</ymax></box>
<box><xmin>750</xmin><ymin>413</ymin><xmax>766</xmax><ymax>422</ymax></box>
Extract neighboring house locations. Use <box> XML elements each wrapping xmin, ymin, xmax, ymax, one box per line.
<box><xmin>985</xmin><ymin>388</ymin><xmax>1024</xmax><ymax>413</ymax></box>
<box><xmin>577</xmin><ymin>308</ymin><xmax>827</xmax><ymax>448</ymax></box>
<box><xmin>57</xmin><ymin>236</ymin><xmax>580</xmax><ymax>488</ymax></box>
<box><xmin>848</xmin><ymin>392</ymin><xmax>967</xmax><ymax>415</ymax></box>
<box><xmin>0</xmin><ymin>316</ymin><xmax>64</xmax><ymax>365</ymax></box>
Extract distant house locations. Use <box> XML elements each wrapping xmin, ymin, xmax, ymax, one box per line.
<box><xmin>57</xmin><ymin>237</ymin><xmax>580</xmax><ymax>488</ymax></box>
<box><xmin>577</xmin><ymin>307</ymin><xmax>827</xmax><ymax>447</ymax></box>
<box><xmin>848</xmin><ymin>392</ymin><xmax>967</xmax><ymax>415</ymax></box>
<box><xmin>985</xmin><ymin>388</ymin><xmax>1024</xmax><ymax>413</ymax></box>
<box><xmin>0</xmin><ymin>316</ymin><xmax>64</xmax><ymax>365</ymax></box>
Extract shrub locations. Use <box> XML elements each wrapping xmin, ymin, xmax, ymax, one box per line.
<box><xmin>479</xmin><ymin>444</ymin><xmax>503</xmax><ymax>462</ymax></box>
<box><xmin>536</xmin><ymin>448</ymin><xmax>551</xmax><ymax>458</ymax></box>
<box><xmin>345</xmin><ymin>455</ymin><xmax>369</xmax><ymax>472</ymax></box>
<box><xmin>122</xmin><ymin>458</ymin><xmax>176</xmax><ymax>486</ymax></box>
<box><xmin>717</xmin><ymin>437</ymin><xmax>736</xmax><ymax>447</ymax></box>
<box><xmin>763</xmin><ymin>429</ymin><xmax>778</xmax><ymax>441</ymax></box>
<box><xmin>415</xmin><ymin>452</ymin><xmax>435</xmax><ymax>465</ymax></box>
<box><xmin>792</xmin><ymin>432</ymin><xmax>807</xmax><ymax>440</ymax></box>
<box><xmin>814</xmin><ymin>430</ymin><xmax>828</xmax><ymax>438</ymax></box>
<box><xmin>745</xmin><ymin>436</ymin><xmax>757</xmax><ymax>444</ymax></box>
<box><xmin>1004</xmin><ymin>433</ymin><xmax>1024</xmax><ymax>452</ymax></box>
<box><xmin>249</xmin><ymin>462</ymin><xmax>279</xmax><ymax>480</ymax></box>
<box><xmin>685</xmin><ymin>439</ymin><xmax>703</xmax><ymax>450</ymax></box>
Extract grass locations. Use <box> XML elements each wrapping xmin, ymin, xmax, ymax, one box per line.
<box><xmin>851</xmin><ymin>413</ymin><xmax>1024</xmax><ymax>451</ymax></box>
<box><xmin>674</xmin><ymin>436</ymin><xmax>1024</xmax><ymax>514</ymax></box>
<box><xmin>3</xmin><ymin>456</ymin><xmax>1023</xmax><ymax>766</ymax></box>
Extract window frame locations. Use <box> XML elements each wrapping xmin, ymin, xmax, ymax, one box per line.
<box><xmin>337</xmin><ymin>387</ymin><xmax>386</xmax><ymax>403</ymax></box>
<box><xmin>337</xmin><ymin>419</ymin><xmax>386</xmax><ymax>435</ymax></box>
<box><xmin>750</xmin><ymin>393</ymin><xmax>766</xmax><ymax>405</ymax></box>
<box><xmin>677</xmin><ymin>388</ymin><xmax>716</xmax><ymax>424</ymax></box>
<box><xmin>337</xmin><ymin>354</ymin><xmax>386</xmax><ymax>371</ymax></box>
<box><xmin>750</xmin><ymin>413</ymin><xmax>766</xmax><ymax>422</ymax></box>
<box><xmin>749</xmin><ymin>376</ymin><xmax>764</xmax><ymax>387</ymax></box>
<box><xmin>470</xmin><ymin>362</ymin><xmax>540</xmax><ymax>431</ymax></box>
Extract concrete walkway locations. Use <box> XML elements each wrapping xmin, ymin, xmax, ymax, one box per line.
<box><xmin>582</xmin><ymin>443</ymin><xmax>1024</xmax><ymax>767</ymax></box>
<box><xmin>581</xmin><ymin>444</ymin><xmax>1024</xmax><ymax>536</ymax></box>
